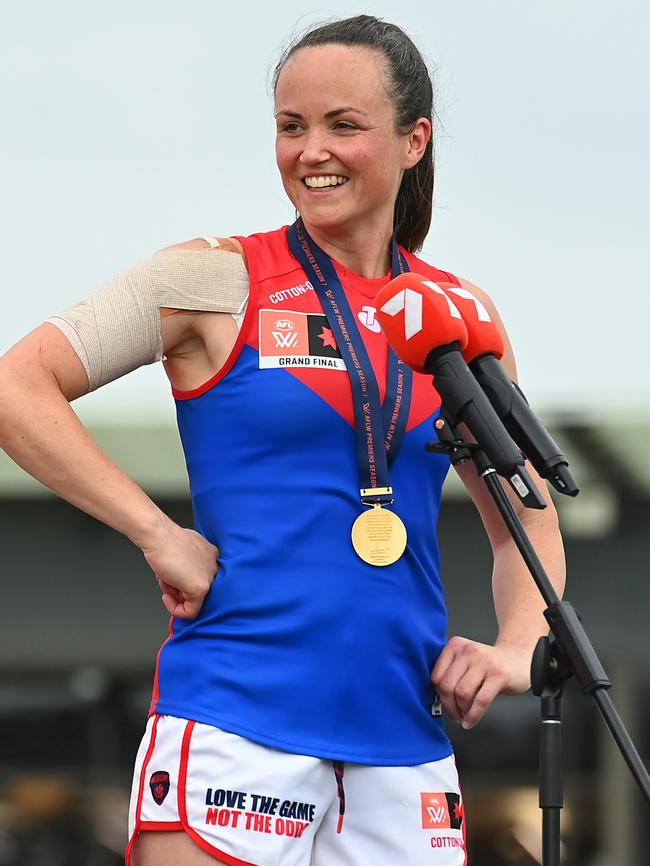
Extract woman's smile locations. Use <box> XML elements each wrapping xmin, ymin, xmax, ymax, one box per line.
<box><xmin>302</xmin><ymin>174</ymin><xmax>349</xmax><ymax>190</ymax></box>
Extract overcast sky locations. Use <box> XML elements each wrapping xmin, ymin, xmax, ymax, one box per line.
<box><xmin>1</xmin><ymin>0</ymin><xmax>647</xmax><ymax>422</ymax></box>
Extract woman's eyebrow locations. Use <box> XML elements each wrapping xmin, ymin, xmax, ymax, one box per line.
<box><xmin>274</xmin><ymin>107</ymin><xmax>368</xmax><ymax>119</ymax></box>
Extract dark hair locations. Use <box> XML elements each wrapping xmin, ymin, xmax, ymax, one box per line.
<box><xmin>272</xmin><ymin>15</ymin><xmax>434</xmax><ymax>252</ymax></box>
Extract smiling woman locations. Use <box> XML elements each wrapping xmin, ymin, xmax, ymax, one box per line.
<box><xmin>274</xmin><ymin>43</ymin><xmax>430</xmax><ymax>276</ymax></box>
<box><xmin>0</xmin><ymin>13</ymin><xmax>564</xmax><ymax>866</ymax></box>
<box><xmin>273</xmin><ymin>21</ymin><xmax>434</xmax><ymax>268</ymax></box>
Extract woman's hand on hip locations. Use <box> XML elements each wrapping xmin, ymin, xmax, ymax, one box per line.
<box><xmin>140</xmin><ymin>519</ymin><xmax>220</xmax><ymax>618</ymax></box>
<box><xmin>431</xmin><ymin>636</ymin><xmax>532</xmax><ymax>730</ymax></box>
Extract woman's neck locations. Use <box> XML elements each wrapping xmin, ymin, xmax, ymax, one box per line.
<box><xmin>301</xmin><ymin>219</ymin><xmax>393</xmax><ymax>279</ymax></box>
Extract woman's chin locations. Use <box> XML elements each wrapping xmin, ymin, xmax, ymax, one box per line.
<box><xmin>298</xmin><ymin>204</ymin><xmax>350</xmax><ymax>234</ymax></box>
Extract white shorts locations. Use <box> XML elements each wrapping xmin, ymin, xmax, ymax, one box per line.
<box><xmin>127</xmin><ymin>714</ymin><xmax>467</xmax><ymax>866</ymax></box>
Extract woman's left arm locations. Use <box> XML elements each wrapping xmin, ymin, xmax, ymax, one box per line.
<box><xmin>431</xmin><ymin>277</ymin><xmax>566</xmax><ymax>730</ymax></box>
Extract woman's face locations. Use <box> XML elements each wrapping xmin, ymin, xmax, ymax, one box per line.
<box><xmin>274</xmin><ymin>45</ymin><xmax>424</xmax><ymax>240</ymax></box>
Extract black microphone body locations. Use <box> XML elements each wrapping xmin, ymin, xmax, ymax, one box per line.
<box><xmin>470</xmin><ymin>354</ymin><xmax>579</xmax><ymax>497</ymax></box>
<box><xmin>425</xmin><ymin>343</ymin><xmax>546</xmax><ymax>509</ymax></box>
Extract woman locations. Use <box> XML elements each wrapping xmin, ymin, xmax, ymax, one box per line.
<box><xmin>0</xmin><ymin>15</ymin><xmax>564</xmax><ymax>866</ymax></box>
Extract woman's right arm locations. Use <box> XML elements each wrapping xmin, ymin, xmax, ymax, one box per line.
<box><xmin>0</xmin><ymin>309</ymin><xmax>218</xmax><ymax>619</ymax></box>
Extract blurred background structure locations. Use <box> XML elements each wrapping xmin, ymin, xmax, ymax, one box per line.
<box><xmin>1</xmin><ymin>1</ymin><xmax>648</xmax><ymax>864</ymax></box>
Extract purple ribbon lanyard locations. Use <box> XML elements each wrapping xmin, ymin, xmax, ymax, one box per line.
<box><xmin>287</xmin><ymin>219</ymin><xmax>413</xmax><ymax>505</ymax></box>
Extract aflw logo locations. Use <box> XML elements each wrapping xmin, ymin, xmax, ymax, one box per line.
<box><xmin>420</xmin><ymin>792</ymin><xmax>463</xmax><ymax>831</ymax></box>
<box><xmin>272</xmin><ymin>331</ymin><xmax>299</xmax><ymax>349</ymax></box>
<box><xmin>426</xmin><ymin>803</ymin><xmax>447</xmax><ymax>824</ymax></box>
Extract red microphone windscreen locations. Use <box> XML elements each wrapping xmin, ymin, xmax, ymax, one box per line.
<box><xmin>376</xmin><ymin>273</ymin><xmax>468</xmax><ymax>373</ymax></box>
<box><xmin>441</xmin><ymin>285</ymin><xmax>505</xmax><ymax>361</ymax></box>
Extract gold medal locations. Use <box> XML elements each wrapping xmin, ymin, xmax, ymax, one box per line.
<box><xmin>351</xmin><ymin>504</ymin><xmax>408</xmax><ymax>567</ymax></box>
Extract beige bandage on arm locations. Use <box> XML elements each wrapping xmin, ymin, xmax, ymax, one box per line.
<box><xmin>48</xmin><ymin>243</ymin><xmax>250</xmax><ymax>391</ymax></box>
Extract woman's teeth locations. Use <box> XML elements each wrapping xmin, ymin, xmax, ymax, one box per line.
<box><xmin>304</xmin><ymin>175</ymin><xmax>349</xmax><ymax>188</ymax></box>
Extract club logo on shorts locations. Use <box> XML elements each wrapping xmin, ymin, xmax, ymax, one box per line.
<box><xmin>420</xmin><ymin>792</ymin><xmax>463</xmax><ymax>830</ymax></box>
<box><xmin>150</xmin><ymin>770</ymin><xmax>171</xmax><ymax>805</ymax></box>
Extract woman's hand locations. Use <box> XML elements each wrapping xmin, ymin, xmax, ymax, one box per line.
<box><xmin>431</xmin><ymin>636</ymin><xmax>533</xmax><ymax>730</ymax></box>
<box><xmin>139</xmin><ymin>519</ymin><xmax>220</xmax><ymax>619</ymax></box>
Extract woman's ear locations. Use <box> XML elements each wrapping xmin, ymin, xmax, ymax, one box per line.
<box><xmin>404</xmin><ymin>117</ymin><xmax>432</xmax><ymax>168</ymax></box>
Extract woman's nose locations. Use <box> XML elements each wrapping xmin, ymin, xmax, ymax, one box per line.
<box><xmin>298</xmin><ymin>130</ymin><xmax>331</xmax><ymax>164</ymax></box>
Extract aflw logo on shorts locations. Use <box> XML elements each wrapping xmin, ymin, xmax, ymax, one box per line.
<box><xmin>420</xmin><ymin>792</ymin><xmax>463</xmax><ymax>830</ymax></box>
<box><xmin>258</xmin><ymin>309</ymin><xmax>346</xmax><ymax>370</ymax></box>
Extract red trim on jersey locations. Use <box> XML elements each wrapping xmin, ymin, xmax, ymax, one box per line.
<box><xmin>139</xmin><ymin>821</ymin><xmax>184</xmax><ymax>831</ymax></box>
<box><xmin>149</xmin><ymin>618</ymin><xmax>175</xmax><ymax>716</ymax></box>
<box><xmin>172</xmin><ymin>279</ymin><xmax>258</xmax><ymax>401</ymax></box>
<box><xmin>124</xmin><ymin>715</ymin><xmax>161</xmax><ymax>865</ymax></box>
<box><xmin>177</xmin><ymin>720</ymin><xmax>262</xmax><ymax>866</ymax></box>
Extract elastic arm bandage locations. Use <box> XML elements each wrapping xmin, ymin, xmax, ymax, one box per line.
<box><xmin>48</xmin><ymin>243</ymin><xmax>249</xmax><ymax>391</ymax></box>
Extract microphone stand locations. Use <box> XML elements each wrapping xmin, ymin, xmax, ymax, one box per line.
<box><xmin>428</xmin><ymin>414</ymin><xmax>650</xmax><ymax>866</ymax></box>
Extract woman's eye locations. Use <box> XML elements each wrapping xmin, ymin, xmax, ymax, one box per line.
<box><xmin>334</xmin><ymin>121</ymin><xmax>356</xmax><ymax>131</ymax></box>
<box><xmin>281</xmin><ymin>122</ymin><xmax>302</xmax><ymax>133</ymax></box>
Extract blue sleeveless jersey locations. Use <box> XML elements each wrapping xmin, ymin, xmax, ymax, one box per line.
<box><xmin>150</xmin><ymin>227</ymin><xmax>461</xmax><ymax>765</ymax></box>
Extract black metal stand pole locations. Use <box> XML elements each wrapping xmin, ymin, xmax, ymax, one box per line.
<box><xmin>531</xmin><ymin>636</ymin><xmax>571</xmax><ymax>866</ymax></box>
<box><xmin>428</xmin><ymin>416</ymin><xmax>650</xmax><ymax>865</ymax></box>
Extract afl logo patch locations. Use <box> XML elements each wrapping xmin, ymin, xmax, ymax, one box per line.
<box><xmin>149</xmin><ymin>770</ymin><xmax>170</xmax><ymax>805</ymax></box>
<box><xmin>259</xmin><ymin>309</ymin><xmax>346</xmax><ymax>370</ymax></box>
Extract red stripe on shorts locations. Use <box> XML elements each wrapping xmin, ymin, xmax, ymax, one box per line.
<box><xmin>139</xmin><ymin>821</ymin><xmax>184</xmax><ymax>831</ymax></box>
<box><xmin>124</xmin><ymin>715</ymin><xmax>161</xmax><ymax>865</ymax></box>
<box><xmin>177</xmin><ymin>720</ymin><xmax>262</xmax><ymax>866</ymax></box>
<box><xmin>460</xmin><ymin>783</ymin><xmax>468</xmax><ymax>865</ymax></box>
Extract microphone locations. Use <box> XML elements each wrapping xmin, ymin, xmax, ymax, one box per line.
<box><xmin>376</xmin><ymin>274</ymin><xmax>546</xmax><ymax>509</ymax></box>
<box><xmin>440</xmin><ymin>283</ymin><xmax>578</xmax><ymax>497</ymax></box>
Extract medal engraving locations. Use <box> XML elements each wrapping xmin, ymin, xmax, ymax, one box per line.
<box><xmin>351</xmin><ymin>506</ymin><xmax>407</xmax><ymax>567</ymax></box>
